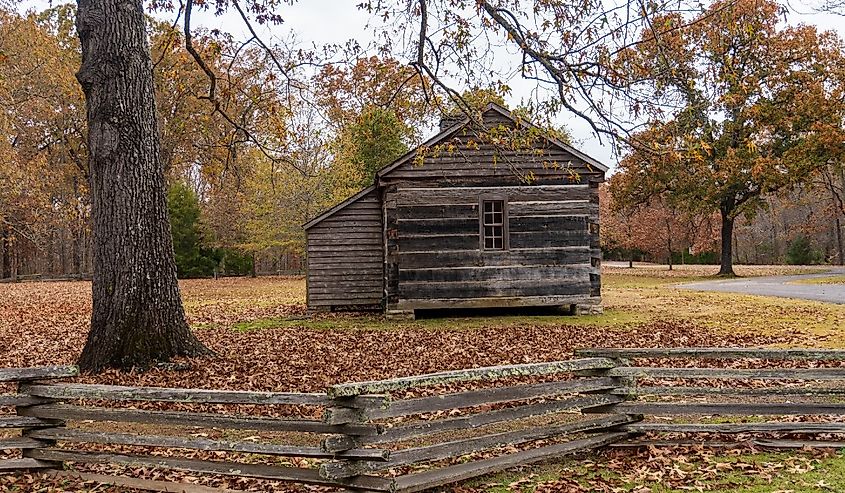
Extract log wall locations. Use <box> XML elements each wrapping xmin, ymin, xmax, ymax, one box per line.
<box><xmin>384</xmin><ymin>184</ymin><xmax>601</xmax><ymax>311</ymax></box>
<box><xmin>305</xmin><ymin>188</ymin><xmax>384</xmax><ymax>309</ymax></box>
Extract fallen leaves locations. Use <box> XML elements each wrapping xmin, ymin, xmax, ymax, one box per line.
<box><xmin>0</xmin><ymin>275</ymin><xmax>840</xmax><ymax>492</ymax></box>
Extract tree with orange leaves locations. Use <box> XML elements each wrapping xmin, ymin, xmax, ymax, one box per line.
<box><xmin>613</xmin><ymin>0</ymin><xmax>845</xmax><ymax>275</ymax></box>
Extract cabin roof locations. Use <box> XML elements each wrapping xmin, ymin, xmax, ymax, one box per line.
<box><xmin>302</xmin><ymin>185</ymin><xmax>377</xmax><ymax>230</ymax></box>
<box><xmin>303</xmin><ymin>102</ymin><xmax>608</xmax><ymax>230</ymax></box>
<box><xmin>376</xmin><ymin>102</ymin><xmax>609</xmax><ymax>178</ymax></box>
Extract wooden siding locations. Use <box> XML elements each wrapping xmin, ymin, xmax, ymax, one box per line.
<box><xmin>379</xmin><ymin>108</ymin><xmax>605</xmax><ymax>187</ymax></box>
<box><xmin>306</xmin><ymin>189</ymin><xmax>384</xmax><ymax>308</ymax></box>
<box><xmin>386</xmin><ymin>184</ymin><xmax>600</xmax><ymax>310</ymax></box>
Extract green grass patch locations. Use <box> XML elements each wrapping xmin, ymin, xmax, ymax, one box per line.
<box><xmin>231</xmin><ymin>308</ymin><xmax>645</xmax><ymax>333</ymax></box>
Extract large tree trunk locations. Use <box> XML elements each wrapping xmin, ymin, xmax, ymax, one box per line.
<box><xmin>718</xmin><ymin>208</ymin><xmax>735</xmax><ymax>276</ymax></box>
<box><xmin>75</xmin><ymin>0</ymin><xmax>210</xmax><ymax>372</ymax></box>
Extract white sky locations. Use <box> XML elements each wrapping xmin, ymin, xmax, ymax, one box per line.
<box><xmin>20</xmin><ymin>0</ymin><xmax>845</xmax><ymax>170</ymax></box>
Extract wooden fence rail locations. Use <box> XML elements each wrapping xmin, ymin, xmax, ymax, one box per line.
<box><xmin>1</xmin><ymin>358</ymin><xmax>631</xmax><ymax>492</ymax></box>
<box><xmin>5</xmin><ymin>349</ymin><xmax>845</xmax><ymax>491</ymax></box>
<box><xmin>574</xmin><ymin>346</ymin><xmax>845</xmax><ymax>446</ymax></box>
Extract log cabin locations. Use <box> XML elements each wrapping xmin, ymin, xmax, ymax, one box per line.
<box><xmin>303</xmin><ymin>103</ymin><xmax>607</xmax><ymax>318</ymax></box>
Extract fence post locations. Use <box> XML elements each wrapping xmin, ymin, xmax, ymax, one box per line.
<box><xmin>0</xmin><ymin>366</ymin><xmax>78</xmax><ymax>472</ymax></box>
<box><xmin>319</xmin><ymin>394</ymin><xmax>391</xmax><ymax>480</ymax></box>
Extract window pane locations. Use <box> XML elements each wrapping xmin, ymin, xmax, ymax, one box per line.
<box><xmin>481</xmin><ymin>200</ymin><xmax>506</xmax><ymax>250</ymax></box>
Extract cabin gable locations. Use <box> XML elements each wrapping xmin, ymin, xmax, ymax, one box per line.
<box><xmin>377</xmin><ymin>105</ymin><xmax>607</xmax><ymax>188</ymax></box>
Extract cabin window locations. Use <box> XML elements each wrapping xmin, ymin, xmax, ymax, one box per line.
<box><xmin>481</xmin><ymin>199</ymin><xmax>507</xmax><ymax>250</ymax></box>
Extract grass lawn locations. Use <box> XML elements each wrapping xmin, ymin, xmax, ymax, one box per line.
<box><xmin>1</xmin><ymin>263</ymin><xmax>844</xmax><ymax>492</ymax></box>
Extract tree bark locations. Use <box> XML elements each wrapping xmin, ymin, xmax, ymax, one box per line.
<box><xmin>1</xmin><ymin>226</ymin><xmax>9</xmax><ymax>279</ymax></box>
<box><xmin>75</xmin><ymin>0</ymin><xmax>210</xmax><ymax>372</ymax></box>
<box><xmin>718</xmin><ymin>208</ymin><xmax>736</xmax><ymax>276</ymax></box>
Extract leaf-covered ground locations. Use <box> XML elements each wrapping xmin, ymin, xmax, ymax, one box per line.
<box><xmin>2</xmin><ymin>266</ymin><xmax>845</xmax><ymax>492</ymax></box>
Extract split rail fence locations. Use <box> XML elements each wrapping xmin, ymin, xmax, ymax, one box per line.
<box><xmin>3</xmin><ymin>348</ymin><xmax>845</xmax><ymax>492</ymax></box>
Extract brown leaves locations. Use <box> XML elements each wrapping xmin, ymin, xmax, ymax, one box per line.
<box><xmin>0</xmin><ymin>275</ymin><xmax>818</xmax><ymax>492</ymax></box>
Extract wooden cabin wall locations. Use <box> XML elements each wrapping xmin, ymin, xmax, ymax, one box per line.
<box><xmin>384</xmin><ymin>183</ymin><xmax>601</xmax><ymax>311</ymax></box>
<box><xmin>306</xmin><ymin>189</ymin><xmax>384</xmax><ymax>309</ymax></box>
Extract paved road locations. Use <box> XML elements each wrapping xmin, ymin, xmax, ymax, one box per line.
<box><xmin>678</xmin><ymin>268</ymin><xmax>845</xmax><ymax>304</ymax></box>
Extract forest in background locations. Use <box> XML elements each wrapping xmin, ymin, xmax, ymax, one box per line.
<box><xmin>1</xmin><ymin>1</ymin><xmax>844</xmax><ymax>280</ymax></box>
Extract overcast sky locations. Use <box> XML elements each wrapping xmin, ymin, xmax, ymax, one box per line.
<box><xmin>20</xmin><ymin>0</ymin><xmax>845</xmax><ymax>170</ymax></box>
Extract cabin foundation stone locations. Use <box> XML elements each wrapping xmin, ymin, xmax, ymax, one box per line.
<box><xmin>572</xmin><ymin>302</ymin><xmax>603</xmax><ymax>316</ymax></box>
<box><xmin>385</xmin><ymin>309</ymin><xmax>415</xmax><ymax>321</ymax></box>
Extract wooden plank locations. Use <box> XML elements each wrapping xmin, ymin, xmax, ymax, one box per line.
<box><xmin>323</xmin><ymin>377</ymin><xmax>616</xmax><ymax>425</ymax></box>
<box><xmin>0</xmin><ymin>437</ymin><xmax>45</xmax><ymax>449</ymax></box>
<box><xmin>398</xmin><ymin>247</ymin><xmax>589</xmax><ymax>270</ymax></box>
<box><xmin>396</xmin><ymin>294</ymin><xmax>594</xmax><ymax>310</ymax></box>
<box><xmin>21</xmin><ymin>383</ymin><xmax>388</xmax><ymax>408</ymax></box>
<box><xmin>611</xmin><ymin>402</ymin><xmax>845</xmax><ymax>416</ymax></box>
<box><xmin>0</xmin><ymin>393</ymin><xmax>49</xmax><ymax>406</ymax></box>
<box><xmin>509</xmin><ymin>231</ymin><xmax>588</xmax><ymax>249</ymax></box>
<box><xmin>371</xmin><ymin>377</ymin><xmax>619</xmax><ymax>420</ymax></box>
<box><xmin>307</xmin><ymin>244</ymin><xmax>382</xmax><ymax>253</ymax></box>
<box><xmin>605</xmin><ymin>367</ymin><xmax>845</xmax><ymax>380</ymax></box>
<box><xmin>393</xmin><ymin>432</ymin><xmax>630</xmax><ymax>492</ymax></box>
<box><xmin>754</xmin><ymin>439</ymin><xmax>845</xmax><ymax>449</ymax></box>
<box><xmin>44</xmin><ymin>470</ymin><xmax>242</xmax><ymax>493</ymax></box>
<box><xmin>397</xmin><ymin>218</ymin><xmax>478</xmax><ymax>235</ymax></box>
<box><xmin>624</xmin><ymin>422</ymin><xmax>845</xmax><ymax>434</ymax></box>
<box><xmin>575</xmin><ymin>348</ymin><xmax>845</xmax><ymax>360</ymax></box>
<box><xmin>321</xmin><ymin>414</ymin><xmax>640</xmax><ymax>478</ymax></box>
<box><xmin>509</xmin><ymin>201</ymin><xmax>596</xmax><ymax>217</ymax></box>
<box><xmin>615</xmin><ymin>386</ymin><xmax>845</xmax><ymax>397</ymax></box>
<box><xmin>509</xmin><ymin>216</ymin><xmax>588</xmax><ymax>233</ymax></box>
<box><xmin>398</xmin><ymin>234</ymin><xmax>479</xmax><ymax>252</ymax></box>
<box><xmin>397</xmin><ymin>204</ymin><xmax>478</xmax><ymax>220</ymax></box>
<box><xmin>307</xmin><ymin>268</ymin><xmax>384</xmax><ymax>277</ymax></box>
<box><xmin>27</xmin><ymin>428</ymin><xmax>389</xmax><ymax>461</ymax></box>
<box><xmin>0</xmin><ymin>458</ymin><xmax>54</xmax><ymax>471</ymax></box>
<box><xmin>0</xmin><ymin>366</ymin><xmax>79</xmax><ymax>382</ymax></box>
<box><xmin>27</xmin><ymin>449</ymin><xmax>396</xmax><ymax>492</ymax></box>
<box><xmin>0</xmin><ymin>416</ymin><xmax>57</xmax><ymax>429</ymax></box>
<box><xmin>18</xmin><ymin>404</ymin><xmax>382</xmax><ymax>435</ymax></box>
<box><xmin>610</xmin><ymin>439</ymin><xmax>845</xmax><ymax>450</ymax></box>
<box><xmin>307</xmin><ymin>238</ymin><xmax>382</xmax><ymax>247</ymax></box>
<box><xmin>307</xmin><ymin>279</ymin><xmax>383</xmax><ymax>289</ymax></box>
<box><xmin>399</xmin><ymin>279</ymin><xmax>590</xmax><ymax>300</ymax></box>
<box><xmin>367</xmin><ymin>394</ymin><xmax>623</xmax><ymax>444</ymax></box>
<box><xmin>309</xmin><ymin>298</ymin><xmax>383</xmax><ymax>306</ymax></box>
<box><xmin>398</xmin><ymin>265</ymin><xmax>591</xmax><ymax>283</ymax></box>
<box><xmin>608</xmin><ymin>439</ymin><xmax>744</xmax><ymax>449</ymax></box>
<box><xmin>395</xmin><ymin>185</ymin><xmax>591</xmax><ymax>205</ymax></box>
<box><xmin>328</xmin><ymin>358</ymin><xmax>616</xmax><ymax>397</ymax></box>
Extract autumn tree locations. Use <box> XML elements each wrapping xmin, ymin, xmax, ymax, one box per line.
<box><xmin>0</xmin><ymin>8</ymin><xmax>88</xmax><ymax>279</ymax></box>
<box><xmin>612</xmin><ymin>0</ymin><xmax>845</xmax><ymax>275</ymax></box>
<box><xmin>74</xmin><ymin>0</ymin><xmax>210</xmax><ymax>371</ymax></box>
<box><xmin>332</xmin><ymin>105</ymin><xmax>410</xmax><ymax>190</ymax></box>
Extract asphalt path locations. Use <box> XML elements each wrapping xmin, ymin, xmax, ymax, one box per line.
<box><xmin>677</xmin><ymin>268</ymin><xmax>845</xmax><ymax>304</ymax></box>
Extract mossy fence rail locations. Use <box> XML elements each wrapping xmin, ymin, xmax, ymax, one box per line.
<box><xmin>2</xmin><ymin>348</ymin><xmax>845</xmax><ymax>492</ymax></box>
